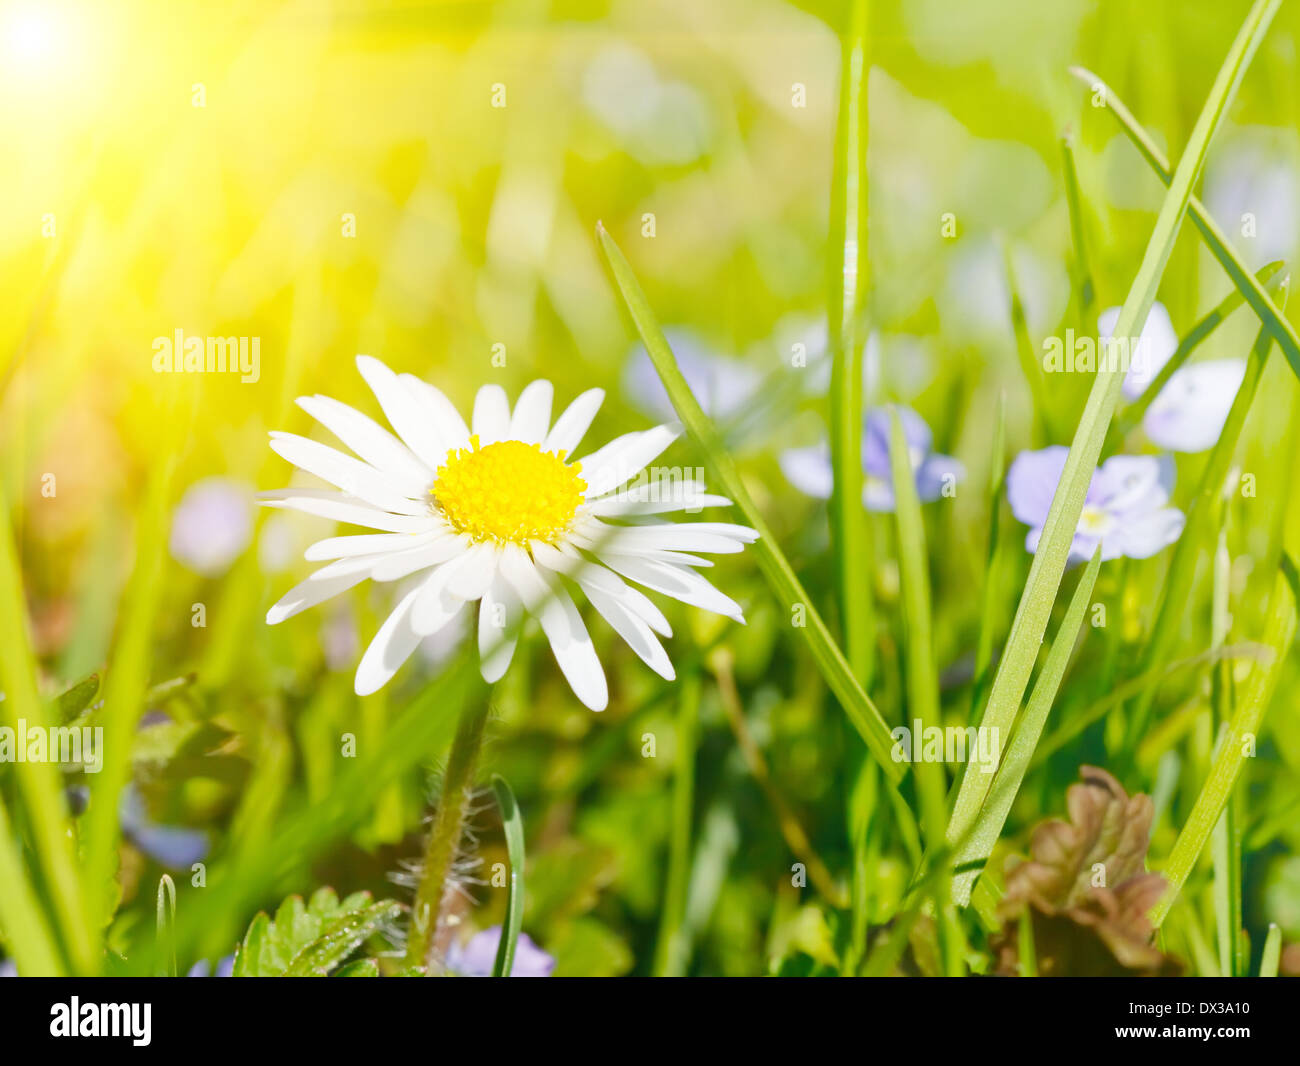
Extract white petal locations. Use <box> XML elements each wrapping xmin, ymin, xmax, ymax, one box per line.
<box><xmin>499</xmin><ymin>544</ymin><xmax>607</xmax><ymax>710</ymax></box>
<box><xmin>356</xmin><ymin>355</ymin><xmax>450</xmax><ymax>468</ymax></box>
<box><xmin>410</xmin><ymin>556</ymin><xmax>476</xmax><ymax>636</ymax></box>
<box><xmin>400</xmin><ymin>375</ymin><xmax>471</xmax><ymax>453</ymax></box>
<box><xmin>445</xmin><ymin>541</ymin><xmax>500</xmax><ymax>600</ymax></box>
<box><xmin>508</xmin><ymin>380</ymin><xmax>554</xmax><ymax>445</ymax></box>
<box><xmin>598</xmin><ymin>552</ymin><xmax>745</xmax><ymax>622</ymax></box>
<box><xmin>576</xmin><ymin>519</ymin><xmax>755</xmax><ymax>555</ymax></box>
<box><xmin>478</xmin><ymin>576</ymin><xmax>519</xmax><ymax>683</ymax></box>
<box><xmin>267</xmin><ymin>568</ymin><xmax>368</xmax><ymax>624</ymax></box>
<box><xmin>472</xmin><ymin>384</ymin><xmax>511</xmax><ymax>444</ymax></box>
<box><xmin>354</xmin><ymin>587</ymin><xmax>424</xmax><ymax>695</ymax></box>
<box><xmin>296</xmin><ymin>394</ymin><xmax>433</xmax><ymax>492</ymax></box>
<box><xmin>1143</xmin><ymin>360</ymin><xmax>1247</xmax><ymax>453</ymax></box>
<box><xmin>531</xmin><ymin>541</ymin><xmax>673</xmax><ymax>637</ymax></box>
<box><xmin>586</xmin><ymin>582</ymin><xmax>674</xmax><ymax>680</ymax></box>
<box><xmin>269</xmin><ymin>432</ymin><xmax>424</xmax><ymax>514</ymax></box>
<box><xmin>305</xmin><ymin>530</ymin><xmax>440</xmax><ymax>561</ymax></box>
<box><xmin>259</xmin><ymin>489</ymin><xmax>435</xmax><ymax>533</ymax></box>
<box><xmin>588</xmin><ymin>482</ymin><xmax>732</xmax><ymax>516</ymax></box>
<box><xmin>578</xmin><ymin>424</ymin><xmax>681</xmax><ymax>498</ymax></box>
<box><xmin>544</xmin><ymin>388</ymin><xmax>605</xmax><ymax>457</ymax></box>
<box><xmin>370</xmin><ymin>535</ymin><xmax>469</xmax><ymax>581</ymax></box>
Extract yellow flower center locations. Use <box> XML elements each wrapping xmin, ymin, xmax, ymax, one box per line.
<box><xmin>432</xmin><ymin>435</ymin><xmax>586</xmax><ymax>546</ymax></box>
<box><xmin>1079</xmin><ymin>504</ymin><xmax>1113</xmax><ymax>536</ymax></box>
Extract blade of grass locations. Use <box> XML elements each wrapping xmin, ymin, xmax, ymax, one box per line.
<box><xmin>888</xmin><ymin>411</ymin><xmax>946</xmax><ymax>845</ymax></box>
<box><xmin>1002</xmin><ymin>238</ymin><xmax>1057</xmax><ymax>442</ymax></box>
<box><xmin>946</xmin><ymin>0</ymin><xmax>1280</xmax><ymax>872</ymax></box>
<box><xmin>1209</xmin><ymin>530</ymin><xmax>1245</xmax><ymax>976</ymax></box>
<box><xmin>654</xmin><ymin>669</ymin><xmax>699</xmax><ymax>977</ymax></box>
<box><xmin>0</xmin><ymin>483</ymin><xmax>92</xmax><ymax>973</ymax></box>
<box><xmin>598</xmin><ymin>223</ymin><xmax>905</xmax><ymax>788</ymax></box>
<box><xmin>712</xmin><ymin>650</ymin><xmax>846</xmax><ymax>906</ymax></box>
<box><xmin>953</xmin><ymin>548</ymin><xmax>1102</xmax><ymax>905</ymax></box>
<box><xmin>83</xmin><ymin>394</ymin><xmax>183</xmax><ymax>947</ymax></box>
<box><xmin>0</xmin><ymin>798</ymin><xmax>64</xmax><ymax>975</ymax></box>
<box><xmin>1260</xmin><ymin>923</ymin><xmax>1282</xmax><ymax>976</ymax></box>
<box><xmin>828</xmin><ymin>0</ymin><xmax>874</xmax><ymax>684</ymax></box>
<box><xmin>1125</xmin><ymin>304</ymin><xmax>1284</xmax><ymax>753</ymax></box>
<box><xmin>490</xmin><ymin>775</ymin><xmax>525</xmax><ymax>978</ymax></box>
<box><xmin>1151</xmin><ymin>559</ymin><xmax>1297</xmax><ymax>928</ymax></box>
<box><xmin>1061</xmin><ymin>131</ymin><xmax>1095</xmax><ymax>317</ymax></box>
<box><xmin>969</xmin><ymin>392</ymin><xmax>1007</xmax><ymax>722</ymax></box>
<box><xmin>1118</xmin><ymin>261</ymin><xmax>1286</xmax><ymax>435</ymax></box>
<box><xmin>1070</xmin><ymin>63</ymin><xmax>1300</xmax><ymax>383</ymax></box>
<box><xmin>888</xmin><ymin>412</ymin><xmax>966</xmax><ymax>973</ymax></box>
<box><xmin>155</xmin><ymin>874</ymin><xmax>176</xmax><ymax>978</ymax></box>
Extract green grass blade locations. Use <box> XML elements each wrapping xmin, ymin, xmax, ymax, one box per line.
<box><xmin>598</xmin><ymin>223</ymin><xmax>905</xmax><ymax>786</ymax></box>
<box><xmin>1060</xmin><ymin>131</ymin><xmax>1095</xmax><ymax>316</ymax></box>
<box><xmin>888</xmin><ymin>412</ymin><xmax>964</xmax><ymax>973</ymax></box>
<box><xmin>1260</xmin><ymin>924</ymin><xmax>1282</xmax><ymax>976</ymax></box>
<box><xmin>1152</xmin><ymin>560</ymin><xmax>1297</xmax><ymax>928</ymax></box>
<box><xmin>946</xmin><ymin>0</ymin><xmax>1279</xmax><ymax>866</ymax></box>
<box><xmin>0</xmin><ymin>798</ymin><xmax>64</xmax><ymax>975</ymax></box>
<box><xmin>828</xmin><ymin>0</ymin><xmax>874</xmax><ymax>684</ymax></box>
<box><xmin>887</xmin><ymin>412</ymin><xmax>945</xmax><ymax>845</ymax></box>
<box><xmin>155</xmin><ymin>874</ymin><xmax>176</xmax><ymax>978</ymax></box>
<box><xmin>1125</xmin><ymin>309</ymin><xmax>1283</xmax><ymax>751</ymax></box>
<box><xmin>490</xmin><ymin>775</ymin><xmax>526</xmax><ymax>978</ymax></box>
<box><xmin>1002</xmin><ymin>238</ymin><xmax>1057</xmax><ymax>442</ymax></box>
<box><xmin>653</xmin><ymin>671</ymin><xmax>699</xmax><ymax>977</ymax></box>
<box><xmin>970</xmin><ymin>392</ymin><xmax>1007</xmax><ymax>722</ymax></box>
<box><xmin>0</xmin><ymin>483</ymin><xmax>91</xmax><ymax>973</ymax></box>
<box><xmin>83</xmin><ymin>423</ymin><xmax>181</xmax><ymax>946</ymax></box>
<box><xmin>1118</xmin><ymin>261</ymin><xmax>1286</xmax><ymax>435</ymax></box>
<box><xmin>953</xmin><ymin>548</ymin><xmax>1102</xmax><ymax>905</ymax></box>
<box><xmin>1070</xmin><ymin>61</ymin><xmax>1300</xmax><ymax>383</ymax></box>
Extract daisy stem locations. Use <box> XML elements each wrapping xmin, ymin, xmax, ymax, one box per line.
<box><xmin>407</xmin><ymin>694</ymin><xmax>493</xmax><ymax>972</ymax></box>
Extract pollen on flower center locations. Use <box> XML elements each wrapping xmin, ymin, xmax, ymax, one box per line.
<box><xmin>432</xmin><ymin>435</ymin><xmax>586</xmax><ymax>546</ymax></box>
<box><xmin>1079</xmin><ymin>504</ymin><xmax>1113</xmax><ymax>536</ymax></box>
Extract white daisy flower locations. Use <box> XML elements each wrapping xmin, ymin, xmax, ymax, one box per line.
<box><xmin>261</xmin><ymin>357</ymin><xmax>758</xmax><ymax>709</ymax></box>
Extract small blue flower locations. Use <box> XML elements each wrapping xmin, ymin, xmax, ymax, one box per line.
<box><xmin>1099</xmin><ymin>302</ymin><xmax>1246</xmax><ymax>453</ymax></box>
<box><xmin>780</xmin><ymin>405</ymin><xmax>963</xmax><ymax>512</ymax></box>
<box><xmin>187</xmin><ymin>956</ymin><xmax>234</xmax><ymax>977</ymax></box>
<box><xmin>1006</xmin><ymin>446</ymin><xmax>1185</xmax><ymax>564</ymax></box>
<box><xmin>446</xmin><ymin>926</ymin><xmax>555</xmax><ymax>977</ymax></box>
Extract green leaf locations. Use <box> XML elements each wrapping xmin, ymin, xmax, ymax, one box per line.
<box><xmin>490</xmin><ymin>774</ymin><xmax>526</xmax><ymax>978</ymax></box>
<box><xmin>53</xmin><ymin>674</ymin><xmax>100</xmax><ymax>724</ymax></box>
<box><xmin>232</xmin><ymin>889</ymin><xmax>403</xmax><ymax>977</ymax></box>
<box><xmin>597</xmin><ymin>223</ymin><xmax>905</xmax><ymax>789</ymax></box>
<box><xmin>284</xmin><ymin>901</ymin><xmax>404</xmax><ymax>977</ymax></box>
<box><xmin>946</xmin><ymin>0</ymin><xmax>1279</xmax><ymax>883</ymax></box>
<box><xmin>334</xmin><ymin>958</ymin><xmax>380</xmax><ymax>977</ymax></box>
<box><xmin>1070</xmin><ymin>60</ymin><xmax>1300</xmax><ymax>384</ymax></box>
<box><xmin>1152</xmin><ymin>560</ymin><xmax>1297</xmax><ymax>927</ymax></box>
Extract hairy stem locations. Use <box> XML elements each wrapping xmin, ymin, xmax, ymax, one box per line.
<box><xmin>407</xmin><ymin>695</ymin><xmax>492</xmax><ymax>972</ymax></box>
